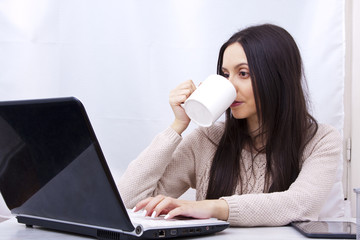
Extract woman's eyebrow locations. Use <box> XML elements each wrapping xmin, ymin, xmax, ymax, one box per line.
<box><xmin>222</xmin><ymin>63</ymin><xmax>249</xmax><ymax>71</ymax></box>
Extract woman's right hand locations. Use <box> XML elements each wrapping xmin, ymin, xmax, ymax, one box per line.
<box><xmin>169</xmin><ymin>80</ymin><xmax>197</xmax><ymax>135</ymax></box>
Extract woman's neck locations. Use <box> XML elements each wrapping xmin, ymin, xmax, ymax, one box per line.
<box><xmin>247</xmin><ymin>115</ymin><xmax>260</xmax><ymax>137</ymax></box>
<box><xmin>247</xmin><ymin>116</ymin><xmax>265</xmax><ymax>151</ymax></box>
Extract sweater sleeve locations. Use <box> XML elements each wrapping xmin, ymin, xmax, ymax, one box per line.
<box><xmin>117</xmin><ymin>127</ymin><xmax>197</xmax><ymax>208</ymax></box>
<box><xmin>221</xmin><ymin>125</ymin><xmax>342</xmax><ymax>227</ymax></box>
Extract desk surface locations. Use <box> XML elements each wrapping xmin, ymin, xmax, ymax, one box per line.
<box><xmin>0</xmin><ymin>217</ymin><xmax>346</xmax><ymax>240</ymax></box>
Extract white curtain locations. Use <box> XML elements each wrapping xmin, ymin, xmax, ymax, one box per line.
<box><xmin>0</xmin><ymin>0</ymin><xmax>345</xmax><ymax>217</ymax></box>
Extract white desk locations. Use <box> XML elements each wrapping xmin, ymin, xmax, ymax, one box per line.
<box><xmin>0</xmin><ymin>217</ymin><xmax>344</xmax><ymax>240</ymax></box>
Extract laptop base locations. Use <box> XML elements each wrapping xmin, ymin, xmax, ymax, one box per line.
<box><xmin>17</xmin><ymin>215</ymin><xmax>137</xmax><ymax>240</ymax></box>
<box><xmin>17</xmin><ymin>215</ymin><xmax>229</xmax><ymax>239</ymax></box>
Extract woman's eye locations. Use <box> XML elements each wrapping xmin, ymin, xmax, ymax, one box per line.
<box><xmin>222</xmin><ymin>73</ymin><xmax>230</xmax><ymax>78</ymax></box>
<box><xmin>239</xmin><ymin>71</ymin><xmax>249</xmax><ymax>78</ymax></box>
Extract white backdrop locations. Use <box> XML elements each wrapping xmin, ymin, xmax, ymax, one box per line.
<box><xmin>0</xmin><ymin>0</ymin><xmax>345</xmax><ymax>216</ymax></box>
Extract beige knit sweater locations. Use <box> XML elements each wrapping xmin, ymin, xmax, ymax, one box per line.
<box><xmin>118</xmin><ymin>122</ymin><xmax>342</xmax><ymax>227</ymax></box>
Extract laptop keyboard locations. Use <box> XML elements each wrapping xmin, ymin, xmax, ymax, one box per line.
<box><xmin>127</xmin><ymin>209</ymin><xmax>223</xmax><ymax>228</ymax></box>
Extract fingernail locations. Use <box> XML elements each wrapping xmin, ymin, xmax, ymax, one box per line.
<box><xmin>132</xmin><ymin>206</ymin><xmax>137</xmax><ymax>212</ymax></box>
<box><xmin>151</xmin><ymin>211</ymin><xmax>157</xmax><ymax>218</ymax></box>
<box><xmin>164</xmin><ymin>214</ymin><xmax>170</xmax><ymax>220</ymax></box>
<box><xmin>142</xmin><ymin>210</ymin><xmax>147</xmax><ymax>217</ymax></box>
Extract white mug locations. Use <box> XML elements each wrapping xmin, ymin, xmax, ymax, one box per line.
<box><xmin>183</xmin><ymin>74</ymin><xmax>236</xmax><ymax>127</ymax></box>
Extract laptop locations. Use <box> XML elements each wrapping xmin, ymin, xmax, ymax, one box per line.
<box><xmin>0</xmin><ymin>97</ymin><xmax>229</xmax><ymax>239</ymax></box>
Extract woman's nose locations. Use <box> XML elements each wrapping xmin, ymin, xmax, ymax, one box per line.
<box><xmin>229</xmin><ymin>81</ymin><xmax>239</xmax><ymax>95</ymax></box>
<box><xmin>228</xmin><ymin>76</ymin><xmax>236</xmax><ymax>88</ymax></box>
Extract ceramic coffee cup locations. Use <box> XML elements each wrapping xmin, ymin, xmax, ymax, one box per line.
<box><xmin>183</xmin><ymin>74</ymin><xmax>236</xmax><ymax>127</ymax></box>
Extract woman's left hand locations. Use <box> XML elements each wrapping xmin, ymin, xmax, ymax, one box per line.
<box><xmin>132</xmin><ymin>195</ymin><xmax>229</xmax><ymax>221</ymax></box>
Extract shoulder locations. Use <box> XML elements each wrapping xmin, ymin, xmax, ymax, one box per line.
<box><xmin>311</xmin><ymin>123</ymin><xmax>342</xmax><ymax>147</ymax></box>
<box><xmin>303</xmin><ymin>123</ymin><xmax>342</xmax><ymax>160</ymax></box>
<box><xmin>179</xmin><ymin>122</ymin><xmax>225</xmax><ymax>149</ymax></box>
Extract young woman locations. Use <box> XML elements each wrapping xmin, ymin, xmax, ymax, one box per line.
<box><xmin>118</xmin><ymin>24</ymin><xmax>342</xmax><ymax>226</ymax></box>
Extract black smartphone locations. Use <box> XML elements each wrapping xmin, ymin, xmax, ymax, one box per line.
<box><xmin>291</xmin><ymin>221</ymin><xmax>357</xmax><ymax>239</ymax></box>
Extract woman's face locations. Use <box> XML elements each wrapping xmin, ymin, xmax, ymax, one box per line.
<box><xmin>221</xmin><ymin>43</ymin><xmax>258</xmax><ymax>126</ymax></box>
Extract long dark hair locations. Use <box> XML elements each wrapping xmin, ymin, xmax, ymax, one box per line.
<box><xmin>206</xmin><ymin>24</ymin><xmax>318</xmax><ymax>199</ymax></box>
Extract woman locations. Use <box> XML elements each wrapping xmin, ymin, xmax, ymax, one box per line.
<box><xmin>118</xmin><ymin>24</ymin><xmax>342</xmax><ymax>226</ymax></box>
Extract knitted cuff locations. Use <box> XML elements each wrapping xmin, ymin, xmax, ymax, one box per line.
<box><xmin>220</xmin><ymin>196</ymin><xmax>240</xmax><ymax>224</ymax></box>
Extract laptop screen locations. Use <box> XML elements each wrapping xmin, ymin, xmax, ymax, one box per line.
<box><xmin>0</xmin><ymin>98</ymin><xmax>134</xmax><ymax>231</ymax></box>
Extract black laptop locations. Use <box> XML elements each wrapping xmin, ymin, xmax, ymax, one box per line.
<box><xmin>0</xmin><ymin>97</ymin><xmax>229</xmax><ymax>239</ymax></box>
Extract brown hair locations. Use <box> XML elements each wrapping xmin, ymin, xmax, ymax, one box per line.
<box><xmin>206</xmin><ymin>24</ymin><xmax>318</xmax><ymax>199</ymax></box>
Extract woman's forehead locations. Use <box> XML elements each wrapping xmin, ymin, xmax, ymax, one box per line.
<box><xmin>222</xmin><ymin>43</ymin><xmax>248</xmax><ymax>69</ymax></box>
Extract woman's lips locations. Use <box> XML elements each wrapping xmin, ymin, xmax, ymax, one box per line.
<box><xmin>230</xmin><ymin>101</ymin><xmax>243</xmax><ymax>107</ymax></box>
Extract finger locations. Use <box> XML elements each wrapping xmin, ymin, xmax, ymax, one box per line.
<box><xmin>169</xmin><ymin>90</ymin><xmax>191</xmax><ymax>102</ymax></box>
<box><xmin>151</xmin><ymin>197</ymin><xmax>177</xmax><ymax>218</ymax></box>
<box><xmin>143</xmin><ymin>195</ymin><xmax>166</xmax><ymax>216</ymax></box>
<box><xmin>169</xmin><ymin>87</ymin><xmax>198</xmax><ymax>107</ymax></box>
<box><xmin>169</xmin><ymin>80</ymin><xmax>196</xmax><ymax>99</ymax></box>
<box><xmin>179</xmin><ymin>79</ymin><xmax>195</xmax><ymax>88</ymax></box>
<box><xmin>170</xmin><ymin>85</ymin><xmax>194</xmax><ymax>98</ymax></box>
<box><xmin>164</xmin><ymin>206</ymin><xmax>184</xmax><ymax>220</ymax></box>
<box><xmin>173</xmin><ymin>80</ymin><xmax>196</xmax><ymax>94</ymax></box>
<box><xmin>134</xmin><ymin>197</ymin><xmax>154</xmax><ymax>212</ymax></box>
<box><xmin>169</xmin><ymin>94</ymin><xmax>188</xmax><ymax>106</ymax></box>
<box><xmin>182</xmin><ymin>80</ymin><xmax>196</xmax><ymax>93</ymax></box>
<box><xmin>172</xmin><ymin>88</ymin><xmax>193</xmax><ymax>97</ymax></box>
<box><xmin>191</xmin><ymin>81</ymin><xmax>197</xmax><ymax>91</ymax></box>
<box><xmin>165</xmin><ymin>206</ymin><xmax>206</xmax><ymax>220</ymax></box>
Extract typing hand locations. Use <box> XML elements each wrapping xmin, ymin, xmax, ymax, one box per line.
<box><xmin>132</xmin><ymin>195</ymin><xmax>229</xmax><ymax>221</ymax></box>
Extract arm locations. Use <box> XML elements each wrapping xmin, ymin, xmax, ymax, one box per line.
<box><xmin>221</xmin><ymin>124</ymin><xmax>342</xmax><ymax>226</ymax></box>
<box><xmin>117</xmin><ymin>127</ymin><xmax>195</xmax><ymax>208</ymax></box>
<box><xmin>128</xmin><ymin>123</ymin><xmax>230</xmax><ymax>220</ymax></box>
<box><xmin>118</xmin><ymin>80</ymin><xmax>198</xmax><ymax>208</ymax></box>
<box><xmin>119</xmin><ymin>124</ymin><xmax>230</xmax><ymax>220</ymax></box>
